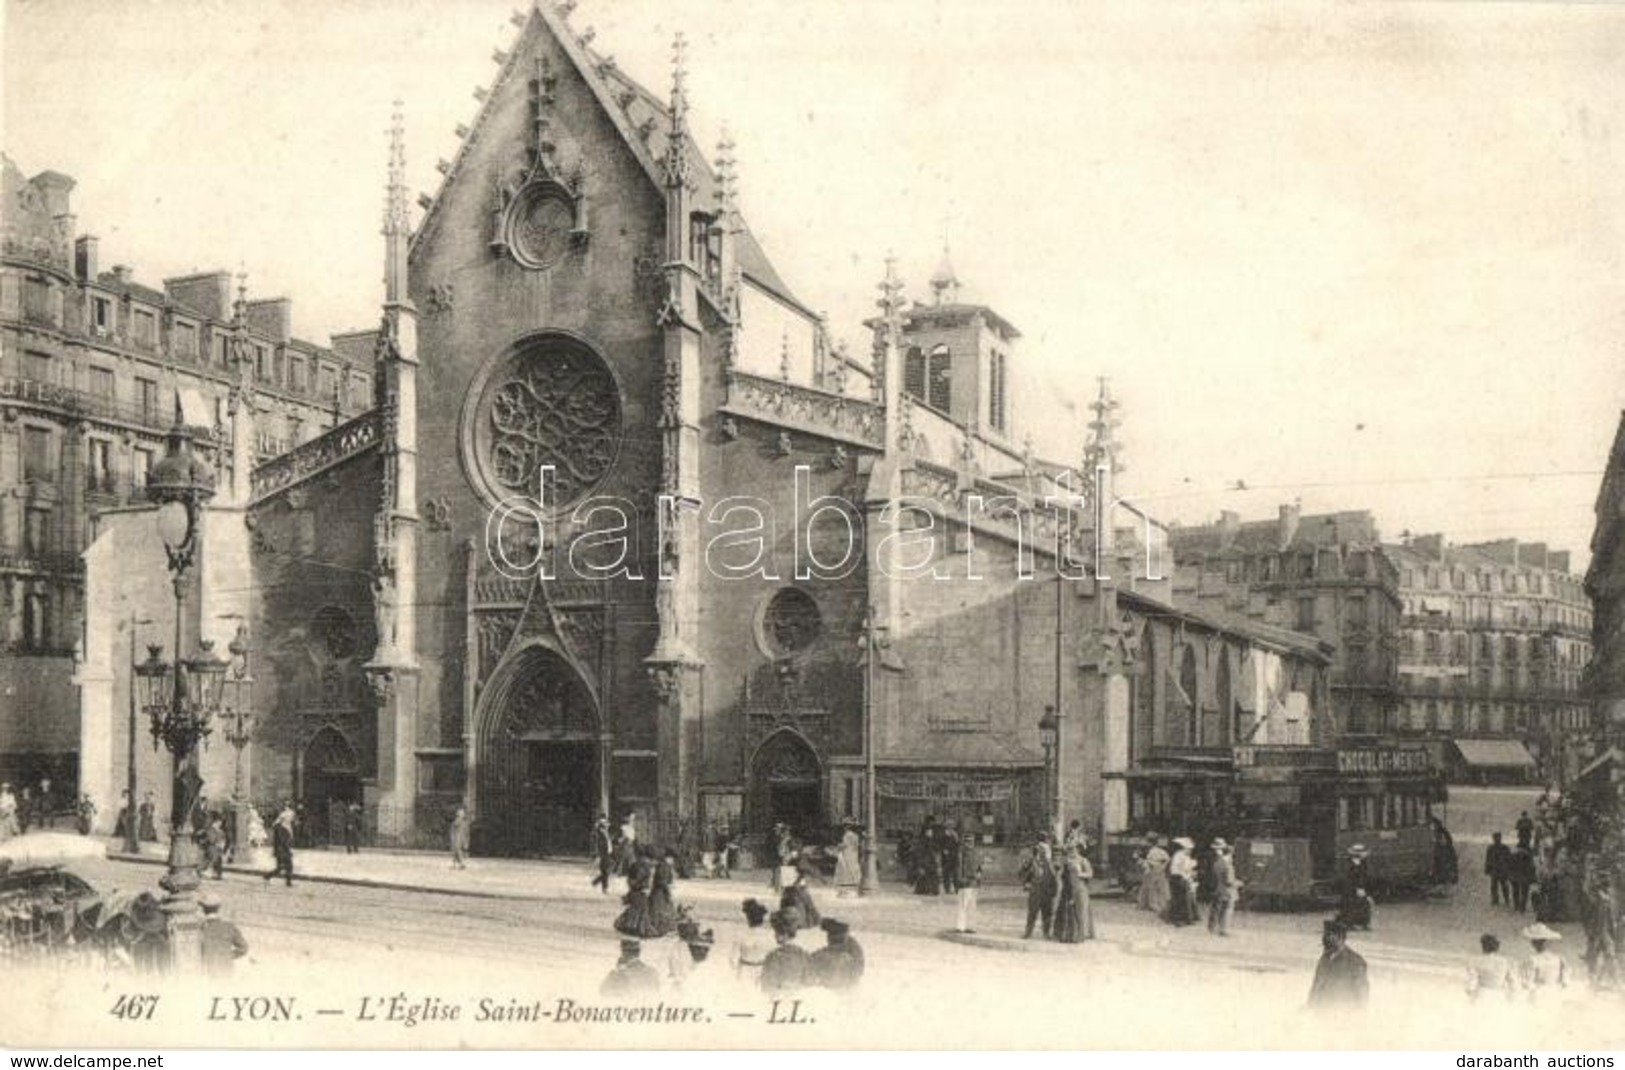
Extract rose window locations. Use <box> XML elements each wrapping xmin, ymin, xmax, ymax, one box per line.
<box><xmin>508</xmin><ymin>185</ymin><xmax>575</xmax><ymax>270</ymax></box>
<box><xmin>469</xmin><ymin>336</ymin><xmax>622</xmax><ymax>509</ymax></box>
<box><xmin>762</xmin><ymin>588</ymin><xmax>822</xmax><ymax>658</ymax></box>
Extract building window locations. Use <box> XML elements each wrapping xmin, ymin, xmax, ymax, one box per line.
<box><xmin>173</xmin><ymin>320</ymin><xmax>198</xmax><ymax>360</ymax></box>
<box><xmin>22</xmin><ymin>350</ymin><xmax>51</xmax><ymax>384</ymax></box>
<box><xmin>132</xmin><ymin>447</ymin><xmax>152</xmax><ymax>490</ymax></box>
<box><xmin>688</xmin><ymin>212</ymin><xmax>721</xmax><ymax>283</ymax></box>
<box><xmin>132</xmin><ymin>307</ymin><xmax>157</xmax><ymax>350</ymax></box>
<box><xmin>89</xmin><ymin>366</ymin><xmax>114</xmax><ymax>403</ymax></box>
<box><xmin>90</xmin><ymin>295</ymin><xmax>112</xmax><ymax>334</ymax></box>
<box><xmin>1297</xmin><ymin>596</ymin><xmax>1316</xmax><ymax>631</ymax></box>
<box><xmin>22</xmin><ymin>277</ymin><xmax>58</xmax><ymax>327</ymax></box>
<box><xmin>86</xmin><ymin>438</ymin><xmax>113</xmax><ymax>493</ymax></box>
<box><xmin>927</xmin><ymin>345</ymin><xmax>951</xmax><ymax>412</ymax></box>
<box><xmin>254</xmin><ymin>344</ymin><xmax>269</xmax><ymax>382</ymax></box>
<box><xmin>988</xmin><ymin>350</ymin><xmax>1008</xmax><ymax>433</ymax></box>
<box><xmin>22</xmin><ymin>592</ymin><xmax>50</xmax><ymax>651</ymax></box>
<box><xmin>23</xmin><ymin>507</ymin><xmax>50</xmax><ymax>554</ymax></box>
<box><xmin>272</xmin><ymin>348</ymin><xmax>285</xmax><ymax>387</ymax></box>
<box><xmin>136</xmin><ymin>377</ymin><xmax>158</xmax><ymax>424</ymax></box>
<box><xmin>318</xmin><ymin>364</ymin><xmax>337</xmax><ymax>402</ymax></box>
<box><xmin>904</xmin><ymin>347</ymin><xmax>926</xmax><ymax>403</ymax></box>
<box><xmin>213</xmin><ymin>331</ymin><xmax>230</xmax><ymax>368</ymax></box>
<box><xmin>1347</xmin><ymin>594</ymin><xmax>1367</xmax><ymax>627</ymax></box>
<box><xmin>289</xmin><ymin>356</ymin><xmax>306</xmax><ymax>393</ymax></box>
<box><xmin>22</xmin><ymin>427</ymin><xmax>53</xmax><ymax>483</ymax></box>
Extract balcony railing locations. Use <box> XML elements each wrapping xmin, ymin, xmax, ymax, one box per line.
<box><xmin>0</xmin><ymin>375</ymin><xmax>172</xmax><ymax>430</ymax></box>
<box><xmin>250</xmin><ymin>409</ymin><xmax>381</xmax><ymax>502</ymax></box>
<box><xmin>0</xmin><ymin>548</ymin><xmax>84</xmax><ymax>577</ymax></box>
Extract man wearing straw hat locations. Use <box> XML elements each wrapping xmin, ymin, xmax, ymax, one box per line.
<box><xmin>1208</xmin><ymin>838</ymin><xmax>1242</xmax><ymax>937</ymax></box>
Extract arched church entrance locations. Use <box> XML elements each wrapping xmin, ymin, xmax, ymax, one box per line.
<box><xmin>477</xmin><ymin>645</ymin><xmax>601</xmax><ymax>858</ymax></box>
<box><xmin>300</xmin><ymin>727</ymin><xmax>361</xmax><ymax>846</ymax></box>
<box><xmin>748</xmin><ymin>730</ymin><xmax>824</xmax><ymax>840</ymax></box>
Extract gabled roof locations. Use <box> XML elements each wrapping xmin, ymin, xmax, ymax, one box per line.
<box><xmin>411</xmin><ymin>3</ymin><xmax>804</xmax><ymax>311</ymax></box>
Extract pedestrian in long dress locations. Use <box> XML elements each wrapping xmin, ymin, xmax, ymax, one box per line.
<box><xmin>112</xmin><ymin>789</ymin><xmax>131</xmax><ymax>842</ymax></box>
<box><xmin>781</xmin><ymin>869</ymin><xmax>821</xmax><ymax>931</ymax></box>
<box><xmin>1465</xmin><ymin>933</ymin><xmax>1516</xmax><ymax>1003</ymax></box>
<box><xmin>731</xmin><ymin>898</ymin><xmax>775</xmax><ymax>983</ymax></box>
<box><xmin>1138</xmin><ymin>834</ymin><xmax>1171</xmax><ymax>914</ymax></box>
<box><xmin>913</xmin><ymin>821</ymin><xmax>943</xmax><ymax>896</ymax></box>
<box><xmin>1166</xmin><ymin>837</ymin><xmax>1199</xmax><ymax>926</ymax></box>
<box><xmin>834</xmin><ymin>818</ymin><xmax>862</xmax><ymax>898</ymax></box>
<box><xmin>1052</xmin><ymin>844</ymin><xmax>1095</xmax><ymax>943</ymax></box>
<box><xmin>1020</xmin><ymin>840</ymin><xmax>1059</xmax><ymax>939</ymax></box>
<box><xmin>138</xmin><ymin>792</ymin><xmax>158</xmax><ymax>842</ymax></box>
<box><xmin>449</xmin><ymin>806</ymin><xmax>470</xmax><ymax>869</ymax></box>
<box><xmin>1520</xmin><ymin>923</ymin><xmax>1567</xmax><ymax>1004</ymax></box>
<box><xmin>343</xmin><ymin>802</ymin><xmax>362</xmax><ymax>855</ymax></box>
<box><xmin>1208</xmin><ymin>838</ymin><xmax>1242</xmax><ymax>936</ymax></box>
<box><xmin>0</xmin><ymin>783</ymin><xmax>18</xmax><ymax>840</ymax></box>
<box><xmin>1509</xmin><ymin>846</ymin><xmax>1536</xmax><ymax>914</ymax></box>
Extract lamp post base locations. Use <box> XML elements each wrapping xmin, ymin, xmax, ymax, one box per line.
<box><xmin>858</xmin><ymin>842</ymin><xmax>880</xmax><ymax>896</ymax></box>
<box><xmin>159</xmin><ymin>831</ymin><xmax>204</xmax><ymax>973</ymax></box>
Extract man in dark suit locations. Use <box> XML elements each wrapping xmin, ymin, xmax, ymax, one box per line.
<box><xmin>264</xmin><ymin>808</ymin><xmax>296</xmax><ymax>887</ymax></box>
<box><xmin>1307</xmin><ymin>920</ymin><xmax>1369</xmax><ymax>1011</ymax></box>
<box><xmin>199</xmin><ymin>893</ymin><xmax>249</xmax><ymax>977</ymax></box>
<box><xmin>1020</xmin><ymin>840</ymin><xmax>1060</xmax><ymax>939</ymax></box>
<box><xmin>590</xmin><ymin>816</ymin><xmax>615</xmax><ymax>893</ymax></box>
<box><xmin>1509</xmin><ymin>845</ymin><xmax>1536</xmax><ymax>914</ymax></box>
<box><xmin>1485</xmin><ymin>832</ymin><xmax>1512</xmax><ymax>907</ymax></box>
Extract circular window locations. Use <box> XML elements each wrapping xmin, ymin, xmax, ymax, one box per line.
<box><xmin>463</xmin><ymin>333</ymin><xmax>622</xmax><ymax>511</ymax></box>
<box><xmin>508</xmin><ymin>183</ymin><xmax>575</xmax><ymax>270</ymax></box>
<box><xmin>761</xmin><ymin>588</ymin><xmax>822</xmax><ymax>659</ymax></box>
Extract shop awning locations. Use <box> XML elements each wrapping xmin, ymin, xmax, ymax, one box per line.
<box><xmin>1452</xmin><ymin>739</ymin><xmax>1536</xmax><ymax>769</ymax></box>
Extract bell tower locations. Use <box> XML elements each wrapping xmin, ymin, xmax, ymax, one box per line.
<box><xmin>897</xmin><ymin>248</ymin><xmax>1020</xmax><ymax>441</ymax></box>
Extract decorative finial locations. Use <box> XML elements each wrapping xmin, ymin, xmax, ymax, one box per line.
<box><xmin>1082</xmin><ymin>376</ymin><xmax>1124</xmax><ymax>480</ymax></box>
<box><xmin>233</xmin><ymin>271</ymin><xmax>248</xmax><ymax>324</ymax></box>
<box><xmin>715</xmin><ymin>127</ymin><xmax>738</xmax><ymax>215</ymax></box>
<box><xmin>780</xmin><ymin>329</ymin><xmax>791</xmax><ymax>381</ymax></box>
<box><xmin>664</xmin><ymin>33</ymin><xmax>691</xmax><ymax>189</ymax></box>
<box><xmin>383</xmin><ymin>100</ymin><xmax>409</xmax><ymax>237</ymax></box>
<box><xmin>929</xmin><ymin>243</ymin><xmax>960</xmax><ymax>306</ymax></box>
<box><xmin>876</xmin><ymin>253</ymin><xmax>905</xmax><ymax>323</ymax></box>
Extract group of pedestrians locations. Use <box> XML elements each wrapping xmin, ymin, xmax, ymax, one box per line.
<box><xmin>0</xmin><ymin>778</ymin><xmax>74</xmax><ymax>839</ymax></box>
<box><xmin>1132</xmin><ymin>833</ymin><xmax>1243</xmax><ymax>935</ymax></box>
<box><xmin>1017</xmin><ymin>835</ymin><xmax>1095</xmax><ymax>943</ymax></box>
<box><xmin>596</xmin><ymin>815</ymin><xmax>866</xmax><ymax>1000</ymax></box>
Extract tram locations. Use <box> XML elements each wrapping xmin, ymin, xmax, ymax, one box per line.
<box><xmin>1108</xmin><ymin>742</ymin><xmax>1449</xmax><ymax>910</ymax></box>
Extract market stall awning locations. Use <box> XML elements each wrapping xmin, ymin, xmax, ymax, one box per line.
<box><xmin>1452</xmin><ymin>738</ymin><xmax>1536</xmax><ymax>769</ymax></box>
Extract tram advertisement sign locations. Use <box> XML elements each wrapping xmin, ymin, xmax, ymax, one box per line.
<box><xmin>1336</xmin><ymin>748</ymin><xmax>1432</xmax><ymax>774</ymax></box>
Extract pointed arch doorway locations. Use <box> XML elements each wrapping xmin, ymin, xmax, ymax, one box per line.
<box><xmin>748</xmin><ymin>730</ymin><xmax>824</xmax><ymax>840</ymax></box>
<box><xmin>476</xmin><ymin>645</ymin><xmax>604</xmax><ymax>858</ymax></box>
<box><xmin>300</xmin><ymin>727</ymin><xmax>361</xmax><ymax>846</ymax></box>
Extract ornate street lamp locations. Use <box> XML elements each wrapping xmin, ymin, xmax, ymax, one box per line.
<box><xmin>1039</xmin><ymin>705</ymin><xmax>1060</xmax><ymax>839</ymax></box>
<box><xmin>218</xmin><ymin>624</ymin><xmax>255</xmax><ymax>861</ymax></box>
<box><xmin>146</xmin><ymin>423</ymin><xmax>218</xmax><ymax>971</ymax></box>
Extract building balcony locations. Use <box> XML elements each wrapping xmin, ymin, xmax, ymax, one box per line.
<box><xmin>0</xmin><ymin>375</ymin><xmax>171</xmax><ymax>431</ymax></box>
<box><xmin>0</xmin><ymin>548</ymin><xmax>84</xmax><ymax>578</ymax></box>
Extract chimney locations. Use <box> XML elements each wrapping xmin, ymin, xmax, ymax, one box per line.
<box><xmin>245</xmin><ymin>298</ymin><xmax>292</xmax><ymax>343</ymax></box>
<box><xmin>74</xmin><ymin>236</ymin><xmax>99</xmax><ymax>283</ymax></box>
<box><xmin>1551</xmin><ymin>551</ymin><xmax>1571</xmax><ymax>575</ymax></box>
<box><xmin>1278</xmin><ymin>502</ymin><xmax>1301</xmax><ymax>549</ymax></box>
<box><xmin>1412</xmin><ymin>534</ymin><xmax>1444</xmax><ymax>561</ymax></box>
<box><xmin>163</xmin><ymin>272</ymin><xmax>232</xmax><ymax>320</ymax></box>
<box><xmin>111</xmin><ymin>265</ymin><xmax>132</xmax><ymax>285</ymax></box>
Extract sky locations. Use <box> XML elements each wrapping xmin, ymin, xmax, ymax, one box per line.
<box><xmin>6</xmin><ymin>0</ymin><xmax>1623</xmax><ymax>567</ymax></box>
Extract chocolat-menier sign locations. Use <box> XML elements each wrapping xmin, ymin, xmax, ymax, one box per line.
<box><xmin>1336</xmin><ymin>748</ymin><xmax>1432</xmax><ymax>775</ymax></box>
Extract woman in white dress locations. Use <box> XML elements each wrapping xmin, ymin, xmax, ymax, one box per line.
<box><xmin>1520</xmin><ymin>923</ymin><xmax>1567</xmax><ymax>1004</ymax></box>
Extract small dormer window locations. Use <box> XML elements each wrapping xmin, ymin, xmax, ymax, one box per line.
<box><xmin>132</xmin><ymin>307</ymin><xmax>157</xmax><ymax>350</ymax></box>
<box><xmin>91</xmin><ymin>295</ymin><xmax>112</xmax><ymax>333</ymax></box>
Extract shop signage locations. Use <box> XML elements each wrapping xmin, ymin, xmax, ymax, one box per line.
<box><xmin>1336</xmin><ymin>748</ymin><xmax>1431</xmax><ymax>775</ymax></box>
<box><xmin>877</xmin><ymin>775</ymin><xmax>1014</xmax><ymax>802</ymax></box>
